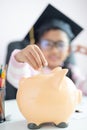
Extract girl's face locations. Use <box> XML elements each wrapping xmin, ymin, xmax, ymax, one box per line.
<box><xmin>38</xmin><ymin>29</ymin><xmax>70</xmax><ymax>69</ymax></box>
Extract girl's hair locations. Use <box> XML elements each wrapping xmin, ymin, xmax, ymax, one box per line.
<box><xmin>34</xmin><ymin>19</ymin><xmax>74</xmax><ymax>43</ymax></box>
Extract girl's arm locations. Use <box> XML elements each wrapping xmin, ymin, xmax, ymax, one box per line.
<box><xmin>7</xmin><ymin>45</ymin><xmax>48</xmax><ymax>88</ymax></box>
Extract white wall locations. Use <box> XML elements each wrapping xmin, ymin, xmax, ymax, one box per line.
<box><xmin>0</xmin><ymin>0</ymin><xmax>87</xmax><ymax>75</ymax></box>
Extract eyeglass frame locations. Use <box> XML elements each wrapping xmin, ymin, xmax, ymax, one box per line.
<box><xmin>39</xmin><ymin>39</ymin><xmax>69</xmax><ymax>51</ymax></box>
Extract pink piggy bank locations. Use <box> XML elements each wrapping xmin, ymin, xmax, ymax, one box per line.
<box><xmin>17</xmin><ymin>67</ymin><xmax>82</xmax><ymax>129</ymax></box>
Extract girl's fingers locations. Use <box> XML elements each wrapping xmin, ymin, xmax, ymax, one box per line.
<box><xmin>23</xmin><ymin>51</ymin><xmax>39</xmax><ymax>70</ymax></box>
<box><xmin>34</xmin><ymin>45</ymin><xmax>48</xmax><ymax>67</ymax></box>
<box><xmin>29</xmin><ymin>47</ymin><xmax>42</xmax><ymax>69</ymax></box>
<box><xmin>17</xmin><ymin>45</ymin><xmax>48</xmax><ymax>70</ymax></box>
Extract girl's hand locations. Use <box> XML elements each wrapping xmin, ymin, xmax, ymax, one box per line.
<box><xmin>15</xmin><ymin>45</ymin><xmax>48</xmax><ymax>70</ymax></box>
<box><xmin>73</xmin><ymin>45</ymin><xmax>87</xmax><ymax>55</ymax></box>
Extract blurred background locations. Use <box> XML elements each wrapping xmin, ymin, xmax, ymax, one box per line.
<box><xmin>0</xmin><ymin>0</ymin><xmax>87</xmax><ymax>75</ymax></box>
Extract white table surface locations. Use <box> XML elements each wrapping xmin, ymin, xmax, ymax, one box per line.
<box><xmin>0</xmin><ymin>97</ymin><xmax>87</xmax><ymax>130</ymax></box>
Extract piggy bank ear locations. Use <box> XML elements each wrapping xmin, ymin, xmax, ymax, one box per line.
<box><xmin>52</xmin><ymin>67</ymin><xmax>68</xmax><ymax>79</ymax></box>
<box><xmin>52</xmin><ymin>67</ymin><xmax>62</xmax><ymax>73</ymax></box>
<box><xmin>51</xmin><ymin>68</ymin><xmax>68</xmax><ymax>89</ymax></box>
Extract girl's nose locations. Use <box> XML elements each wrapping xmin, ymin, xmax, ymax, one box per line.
<box><xmin>51</xmin><ymin>47</ymin><xmax>59</xmax><ymax>53</ymax></box>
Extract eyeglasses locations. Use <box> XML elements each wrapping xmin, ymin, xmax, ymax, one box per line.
<box><xmin>39</xmin><ymin>39</ymin><xmax>68</xmax><ymax>51</ymax></box>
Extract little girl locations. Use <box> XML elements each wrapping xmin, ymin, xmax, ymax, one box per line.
<box><xmin>6</xmin><ymin>4</ymin><xmax>87</xmax><ymax>99</ymax></box>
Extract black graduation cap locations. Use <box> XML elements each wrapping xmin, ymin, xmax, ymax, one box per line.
<box><xmin>25</xmin><ymin>4</ymin><xmax>83</xmax><ymax>43</ymax></box>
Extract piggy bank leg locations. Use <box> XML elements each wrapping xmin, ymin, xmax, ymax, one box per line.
<box><xmin>55</xmin><ymin>122</ymin><xmax>68</xmax><ymax>128</ymax></box>
<box><xmin>28</xmin><ymin>123</ymin><xmax>41</xmax><ymax>129</ymax></box>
